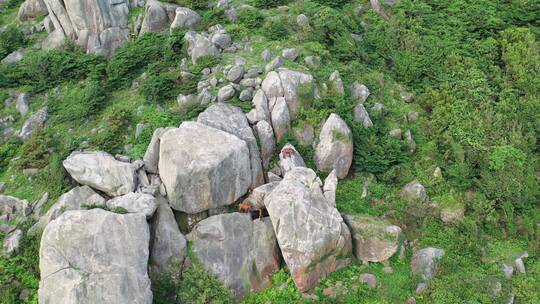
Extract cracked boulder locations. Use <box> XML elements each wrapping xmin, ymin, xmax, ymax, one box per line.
<box><xmin>158</xmin><ymin>122</ymin><xmax>251</xmax><ymax>213</ymax></box>
<box><xmin>106</xmin><ymin>192</ymin><xmax>157</xmax><ymax>219</ymax></box>
<box><xmin>264</xmin><ymin>167</ymin><xmax>352</xmax><ymax>291</ymax></box>
<box><xmin>63</xmin><ymin>151</ymin><xmax>138</xmax><ymax>197</ymax></box>
<box><xmin>342</xmin><ymin>214</ymin><xmax>403</xmax><ymax>263</ymax></box>
<box><xmin>42</xmin><ymin>0</ymin><xmax>130</xmax><ymax>57</ymax></box>
<box><xmin>139</xmin><ymin>0</ymin><xmax>178</xmax><ymax>36</ymax></box>
<box><xmin>198</xmin><ymin>104</ymin><xmax>264</xmax><ymax>188</ymax></box>
<box><xmin>188</xmin><ymin>213</ymin><xmax>280</xmax><ymax>298</ymax></box>
<box><xmin>314</xmin><ymin>113</ymin><xmax>353</xmax><ymax>179</ymax></box>
<box><xmin>39</xmin><ymin>209</ymin><xmax>152</xmax><ymax>304</ymax></box>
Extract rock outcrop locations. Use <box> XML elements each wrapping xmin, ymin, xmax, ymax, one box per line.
<box><xmin>158</xmin><ymin>122</ymin><xmax>251</xmax><ymax>213</ymax></box>
<box><xmin>314</xmin><ymin>113</ymin><xmax>353</xmax><ymax>179</ymax></box>
<box><xmin>39</xmin><ymin>209</ymin><xmax>152</xmax><ymax>304</ymax></box>
<box><xmin>18</xmin><ymin>0</ymin><xmax>48</xmax><ymax>21</ymax></box>
<box><xmin>106</xmin><ymin>192</ymin><xmax>157</xmax><ymax>219</ymax></box>
<box><xmin>139</xmin><ymin>0</ymin><xmax>178</xmax><ymax>36</ymax></box>
<box><xmin>265</xmin><ymin>167</ymin><xmax>351</xmax><ymax>291</ymax></box>
<box><xmin>188</xmin><ymin>213</ymin><xmax>280</xmax><ymax>298</ymax></box>
<box><xmin>411</xmin><ymin>247</ymin><xmax>445</xmax><ymax>282</ymax></box>
<box><xmin>63</xmin><ymin>151</ymin><xmax>138</xmax><ymax>197</ymax></box>
<box><xmin>42</xmin><ymin>0</ymin><xmax>130</xmax><ymax>57</ymax></box>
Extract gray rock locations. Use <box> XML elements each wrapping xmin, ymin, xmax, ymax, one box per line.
<box><xmin>264</xmin><ymin>167</ymin><xmax>351</xmax><ymax>291</ymax></box>
<box><xmin>293</xmin><ymin>124</ymin><xmax>314</xmax><ymax>146</ymax></box>
<box><xmin>188</xmin><ymin>213</ymin><xmax>280</xmax><ymax>298</ymax></box>
<box><xmin>30</xmin><ymin>186</ymin><xmax>106</xmax><ymax>234</ymax></box>
<box><xmin>1</xmin><ymin>50</ymin><xmax>24</xmax><ymax>64</ymax></box>
<box><xmin>255</xmin><ymin>120</ymin><xmax>275</xmax><ymax>170</ymax></box>
<box><xmin>401</xmin><ymin>181</ymin><xmax>427</xmax><ymax>202</ymax></box>
<box><xmin>188</xmin><ymin>34</ymin><xmax>220</xmax><ymax>64</ymax></box>
<box><xmin>139</xmin><ymin>0</ymin><xmax>177</xmax><ymax>35</ymax></box>
<box><xmin>502</xmin><ymin>263</ymin><xmax>514</xmax><ymax>279</ymax></box>
<box><xmin>198</xmin><ymin>104</ymin><xmax>264</xmax><ymax>188</ymax></box>
<box><xmin>411</xmin><ymin>247</ymin><xmax>445</xmax><ymax>281</ymax></box>
<box><xmin>31</xmin><ymin>192</ymin><xmax>49</xmax><ymax>219</ymax></box>
<box><xmin>106</xmin><ymin>192</ymin><xmax>157</xmax><ymax>219</ymax></box>
<box><xmin>38</xmin><ymin>209</ymin><xmax>152</xmax><ymax>304</ymax></box>
<box><xmin>18</xmin><ymin>107</ymin><xmax>47</xmax><ymax>141</ymax></box>
<box><xmin>225</xmin><ymin>8</ymin><xmax>237</xmax><ymax>23</ymax></box>
<box><xmin>270</xmin><ymin>97</ymin><xmax>290</xmax><ymax>143</ymax></box>
<box><xmin>171</xmin><ymin>7</ymin><xmax>201</xmax><ymax>30</ymax></box>
<box><xmin>227</xmin><ymin>65</ymin><xmax>245</xmax><ymax>83</ymax></box>
<box><xmin>63</xmin><ymin>151</ymin><xmax>138</xmax><ymax>197</ymax></box>
<box><xmin>359</xmin><ymin>273</ymin><xmax>377</xmax><ymax>288</ymax></box>
<box><xmin>296</xmin><ymin>14</ymin><xmax>309</xmax><ymax>27</ymax></box>
<box><xmin>239</xmin><ymin>88</ymin><xmax>254</xmax><ymax>102</ymax></box>
<box><xmin>43</xmin><ymin>15</ymin><xmax>55</xmax><ymax>33</ymax></box>
<box><xmin>404</xmin><ymin>129</ymin><xmax>416</xmax><ymax>153</ymax></box>
<box><xmin>515</xmin><ymin>256</ymin><xmax>526</xmax><ymax>274</ymax></box>
<box><xmin>276</xmin><ymin>68</ymin><xmax>314</xmax><ymax>118</ymax></box>
<box><xmin>17</xmin><ymin>0</ymin><xmax>47</xmax><ymax>21</ymax></box>
<box><xmin>243</xmin><ymin>182</ymin><xmax>279</xmax><ymax>209</ymax></box>
<box><xmin>197</xmin><ymin>87</ymin><xmax>216</xmax><ymax>104</ymax></box>
<box><xmin>150</xmin><ymin>196</ymin><xmax>187</xmax><ymax>276</ymax></box>
<box><xmin>261</xmin><ymin>49</ymin><xmax>272</xmax><ymax>62</ymax></box>
<box><xmin>158</xmin><ymin>122</ymin><xmax>251</xmax><ymax>213</ymax></box>
<box><xmin>0</xmin><ymin>195</ymin><xmax>31</xmax><ymax>221</ymax></box>
<box><xmin>3</xmin><ymin>229</ymin><xmax>23</xmax><ymax>258</ymax></box>
<box><xmin>314</xmin><ymin>113</ymin><xmax>353</xmax><ymax>179</ymax></box>
<box><xmin>372</xmin><ymin>102</ymin><xmax>384</xmax><ymax>112</ymax></box>
<box><xmin>43</xmin><ymin>0</ymin><xmax>130</xmax><ymax>57</ymax></box>
<box><xmin>261</xmin><ymin>71</ymin><xmax>284</xmax><ymax>100</ymax></box>
<box><xmin>267</xmin><ymin>172</ymin><xmax>281</xmax><ymax>182</ymax></box>
<box><xmin>211</xmin><ymin>31</ymin><xmax>232</xmax><ymax>49</ymax></box>
<box><xmin>304</xmin><ymin>56</ymin><xmax>320</xmax><ymax>69</ymax></box>
<box><xmin>407</xmin><ymin>111</ymin><xmax>419</xmax><ymax>123</ymax></box>
<box><xmin>278</xmin><ymin>143</ymin><xmax>305</xmax><ymax>175</ymax></box>
<box><xmin>144</xmin><ymin>127</ymin><xmax>175</xmax><ymax>174</ymax></box>
<box><xmin>343</xmin><ymin>214</ymin><xmax>403</xmax><ymax>263</ymax></box>
<box><xmin>217</xmin><ymin>84</ymin><xmax>236</xmax><ymax>102</ymax></box>
<box><xmin>16</xmin><ymin>93</ymin><xmax>29</xmax><ymax>116</ymax></box>
<box><xmin>329</xmin><ymin>70</ymin><xmax>344</xmax><ymax>96</ymax></box>
<box><xmin>351</xmin><ymin>82</ymin><xmax>370</xmax><ymax>104</ymax></box>
<box><xmin>323</xmin><ymin>170</ymin><xmax>338</xmax><ymax>207</ymax></box>
<box><xmin>282</xmin><ymin>48</ymin><xmax>299</xmax><ymax>60</ymax></box>
<box><xmin>389</xmin><ymin>128</ymin><xmax>402</xmax><ymax>139</ymax></box>
<box><xmin>265</xmin><ymin>56</ymin><xmax>283</xmax><ymax>72</ymax></box>
<box><xmin>353</xmin><ymin>104</ymin><xmax>373</xmax><ymax>128</ymax></box>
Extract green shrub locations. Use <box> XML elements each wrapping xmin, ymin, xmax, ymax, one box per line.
<box><xmin>18</xmin><ymin>131</ymin><xmax>50</xmax><ymax>169</ymax></box>
<box><xmin>253</xmin><ymin>0</ymin><xmax>288</xmax><ymax>9</ymax></box>
<box><xmin>262</xmin><ymin>20</ymin><xmax>289</xmax><ymax>40</ymax></box>
<box><xmin>48</xmin><ymin>81</ymin><xmax>107</xmax><ymax>123</ymax></box>
<box><xmin>90</xmin><ymin>108</ymin><xmax>132</xmax><ymax>152</ymax></box>
<box><xmin>0</xmin><ymin>140</ymin><xmax>21</xmax><ymax>172</ymax></box>
<box><xmin>311</xmin><ymin>0</ymin><xmax>351</xmax><ymax>8</ymax></box>
<box><xmin>237</xmin><ymin>9</ymin><xmax>265</xmax><ymax>28</ymax></box>
<box><xmin>174</xmin><ymin>0</ymin><xmax>208</xmax><ymax>10</ymax></box>
<box><xmin>140</xmin><ymin>72</ymin><xmax>180</xmax><ymax>104</ymax></box>
<box><xmin>0</xmin><ymin>25</ymin><xmax>26</xmax><ymax>59</ymax></box>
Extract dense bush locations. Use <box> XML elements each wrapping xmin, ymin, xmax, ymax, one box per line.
<box><xmin>237</xmin><ymin>9</ymin><xmax>265</xmax><ymax>28</ymax></box>
<box><xmin>262</xmin><ymin>20</ymin><xmax>289</xmax><ymax>40</ymax></box>
<box><xmin>18</xmin><ymin>131</ymin><xmax>50</xmax><ymax>169</ymax></box>
<box><xmin>48</xmin><ymin>81</ymin><xmax>107</xmax><ymax>123</ymax></box>
<box><xmin>0</xmin><ymin>25</ymin><xmax>26</xmax><ymax>59</ymax></box>
<box><xmin>173</xmin><ymin>0</ymin><xmax>208</xmax><ymax>10</ymax></box>
<box><xmin>253</xmin><ymin>0</ymin><xmax>288</xmax><ymax>9</ymax></box>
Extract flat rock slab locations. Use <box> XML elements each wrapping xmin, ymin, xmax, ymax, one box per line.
<box><xmin>39</xmin><ymin>209</ymin><xmax>152</xmax><ymax>304</ymax></box>
<box><xmin>158</xmin><ymin>122</ymin><xmax>251</xmax><ymax>214</ymax></box>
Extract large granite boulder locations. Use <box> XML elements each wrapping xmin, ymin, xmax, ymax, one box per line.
<box><xmin>158</xmin><ymin>122</ymin><xmax>251</xmax><ymax>213</ymax></box>
<box><xmin>139</xmin><ymin>0</ymin><xmax>177</xmax><ymax>36</ymax></box>
<box><xmin>411</xmin><ymin>247</ymin><xmax>445</xmax><ymax>282</ymax></box>
<box><xmin>188</xmin><ymin>213</ymin><xmax>280</xmax><ymax>298</ymax></box>
<box><xmin>186</xmin><ymin>33</ymin><xmax>219</xmax><ymax>64</ymax></box>
<box><xmin>243</xmin><ymin>182</ymin><xmax>279</xmax><ymax>209</ymax></box>
<box><xmin>42</xmin><ymin>0</ymin><xmax>130</xmax><ymax>57</ymax></box>
<box><xmin>39</xmin><ymin>209</ymin><xmax>152</xmax><ymax>304</ymax></box>
<box><xmin>30</xmin><ymin>186</ymin><xmax>106</xmax><ymax>233</ymax></box>
<box><xmin>0</xmin><ymin>195</ymin><xmax>31</xmax><ymax>221</ymax></box>
<box><xmin>254</xmin><ymin>120</ymin><xmax>275</xmax><ymax>170</ymax></box>
<box><xmin>314</xmin><ymin>113</ymin><xmax>353</xmax><ymax>179</ymax></box>
<box><xmin>170</xmin><ymin>7</ymin><xmax>201</xmax><ymax>30</ymax></box>
<box><xmin>342</xmin><ymin>214</ymin><xmax>403</xmax><ymax>263</ymax></box>
<box><xmin>106</xmin><ymin>192</ymin><xmax>157</xmax><ymax>219</ymax></box>
<box><xmin>198</xmin><ymin>104</ymin><xmax>264</xmax><ymax>188</ymax></box>
<box><xmin>143</xmin><ymin>127</ymin><xmax>175</xmax><ymax>174</ymax></box>
<box><xmin>264</xmin><ymin>167</ymin><xmax>351</xmax><ymax>291</ymax></box>
<box><xmin>63</xmin><ymin>151</ymin><xmax>138</xmax><ymax>197</ymax></box>
<box><xmin>18</xmin><ymin>0</ymin><xmax>48</xmax><ymax>21</ymax></box>
<box><xmin>150</xmin><ymin>196</ymin><xmax>187</xmax><ymax>276</ymax></box>
<box><xmin>401</xmin><ymin>181</ymin><xmax>428</xmax><ymax>202</ymax></box>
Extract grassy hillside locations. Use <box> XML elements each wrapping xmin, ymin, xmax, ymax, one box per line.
<box><xmin>0</xmin><ymin>0</ymin><xmax>539</xmax><ymax>303</ymax></box>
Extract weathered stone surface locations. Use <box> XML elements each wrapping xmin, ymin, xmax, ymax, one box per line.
<box><xmin>63</xmin><ymin>151</ymin><xmax>138</xmax><ymax>197</ymax></box>
<box><xmin>359</xmin><ymin>273</ymin><xmax>377</xmax><ymax>288</ymax></box>
<box><xmin>39</xmin><ymin>209</ymin><xmax>152</xmax><ymax>304</ymax></box>
<box><xmin>188</xmin><ymin>213</ymin><xmax>280</xmax><ymax>298</ymax></box>
<box><xmin>3</xmin><ymin>229</ymin><xmax>23</xmax><ymax>258</ymax></box>
<box><xmin>43</xmin><ymin>0</ymin><xmax>130</xmax><ymax>57</ymax></box>
<box><xmin>440</xmin><ymin>206</ymin><xmax>465</xmax><ymax>224</ymax></box>
<box><xmin>198</xmin><ymin>104</ymin><xmax>264</xmax><ymax>188</ymax></box>
<box><xmin>18</xmin><ymin>107</ymin><xmax>47</xmax><ymax>141</ymax></box>
<box><xmin>250</xmin><ymin>89</ymin><xmax>270</xmax><ymax>123</ymax></box>
<box><xmin>210</xmin><ymin>30</ymin><xmax>232</xmax><ymax>49</ymax></box>
<box><xmin>150</xmin><ymin>196</ymin><xmax>187</xmax><ymax>276</ymax></box>
<box><xmin>18</xmin><ymin>0</ymin><xmax>48</xmax><ymax>21</ymax></box>
<box><xmin>342</xmin><ymin>214</ymin><xmax>403</xmax><ymax>263</ymax></box>
<box><xmin>1</xmin><ymin>50</ymin><xmax>24</xmax><ymax>65</ymax></box>
<box><xmin>351</xmin><ymin>82</ymin><xmax>370</xmax><ymax>104</ymax></box>
<box><xmin>404</xmin><ymin>129</ymin><xmax>416</xmax><ymax>153</ymax></box>
<box><xmin>314</xmin><ymin>113</ymin><xmax>353</xmax><ymax>179</ymax></box>
<box><xmin>158</xmin><ymin>122</ymin><xmax>251</xmax><ymax>213</ymax></box>
<box><xmin>30</xmin><ymin>186</ymin><xmax>106</xmax><ymax>233</ymax></box>
<box><xmin>171</xmin><ymin>7</ymin><xmax>201</xmax><ymax>30</ymax></box>
<box><xmin>323</xmin><ymin>169</ymin><xmax>338</xmax><ymax>207</ymax></box>
<box><xmin>0</xmin><ymin>195</ymin><xmax>31</xmax><ymax>221</ymax></box>
<box><xmin>106</xmin><ymin>192</ymin><xmax>157</xmax><ymax>219</ymax></box>
<box><xmin>353</xmin><ymin>104</ymin><xmax>373</xmax><ymax>128</ymax></box>
<box><xmin>217</xmin><ymin>84</ymin><xmax>236</xmax><ymax>102</ymax></box>
<box><xmin>144</xmin><ymin>127</ymin><xmax>175</xmax><ymax>174</ymax></box>
<box><xmin>139</xmin><ymin>0</ymin><xmax>177</xmax><ymax>35</ymax></box>
<box><xmin>401</xmin><ymin>181</ymin><xmax>428</xmax><ymax>202</ymax></box>
<box><xmin>278</xmin><ymin>143</ymin><xmax>305</xmax><ymax>175</ymax></box>
<box><xmin>276</xmin><ymin>68</ymin><xmax>314</xmax><ymax>118</ymax></box>
<box><xmin>282</xmin><ymin>48</ymin><xmax>299</xmax><ymax>60</ymax></box>
<box><xmin>187</xmin><ymin>33</ymin><xmax>219</xmax><ymax>64</ymax></box>
<box><xmin>270</xmin><ymin>97</ymin><xmax>290</xmax><ymax>143</ymax></box>
<box><xmin>411</xmin><ymin>247</ymin><xmax>445</xmax><ymax>282</ymax></box>
<box><xmin>244</xmin><ymin>182</ymin><xmax>279</xmax><ymax>209</ymax></box>
<box><xmin>261</xmin><ymin>71</ymin><xmax>283</xmax><ymax>99</ymax></box>
<box><xmin>265</xmin><ymin>167</ymin><xmax>351</xmax><ymax>291</ymax></box>
<box><xmin>329</xmin><ymin>70</ymin><xmax>344</xmax><ymax>96</ymax></box>
<box><xmin>254</xmin><ymin>121</ymin><xmax>275</xmax><ymax>170</ymax></box>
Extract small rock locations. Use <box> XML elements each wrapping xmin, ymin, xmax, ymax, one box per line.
<box><xmin>389</xmin><ymin>128</ymin><xmax>402</xmax><ymax>139</ymax></box>
<box><xmin>382</xmin><ymin>266</ymin><xmax>393</xmax><ymax>273</ymax></box>
<box><xmin>515</xmin><ymin>257</ymin><xmax>526</xmax><ymax>274</ymax></box>
<box><xmin>406</xmin><ymin>297</ymin><xmax>417</xmax><ymax>304</ymax></box>
<box><xmin>106</xmin><ymin>192</ymin><xmax>157</xmax><ymax>219</ymax></box>
<box><xmin>433</xmin><ymin>167</ymin><xmax>442</xmax><ymax>178</ymax></box>
<box><xmin>404</xmin><ymin>129</ymin><xmax>416</xmax><ymax>153</ymax></box>
<box><xmin>239</xmin><ymin>88</ymin><xmax>254</xmax><ymax>101</ymax></box>
<box><xmin>282</xmin><ymin>48</ymin><xmax>299</xmax><ymax>60</ymax></box>
<box><xmin>217</xmin><ymin>84</ymin><xmax>236</xmax><ymax>102</ymax></box>
<box><xmin>411</xmin><ymin>247</ymin><xmax>445</xmax><ymax>282</ymax></box>
<box><xmin>304</xmin><ymin>56</ymin><xmax>321</xmax><ymax>69</ymax></box>
<box><xmin>227</xmin><ymin>65</ymin><xmax>245</xmax><ymax>83</ymax></box>
<box><xmin>135</xmin><ymin>123</ymin><xmax>146</xmax><ymax>138</ymax></box>
<box><xmin>323</xmin><ymin>286</ymin><xmax>337</xmax><ymax>298</ymax></box>
<box><xmin>351</xmin><ymin>82</ymin><xmax>370</xmax><ymax>104</ymax></box>
<box><xmin>18</xmin><ymin>107</ymin><xmax>47</xmax><ymax>141</ymax></box>
<box><xmin>353</xmin><ymin>104</ymin><xmax>373</xmax><ymax>128</ymax></box>
<box><xmin>401</xmin><ymin>181</ymin><xmax>427</xmax><ymax>202</ymax></box>
<box><xmin>16</xmin><ymin>93</ymin><xmax>29</xmax><ymax>116</ymax></box>
<box><xmin>2</xmin><ymin>229</ymin><xmax>23</xmax><ymax>258</ymax></box>
<box><xmin>293</xmin><ymin>124</ymin><xmax>314</xmax><ymax>146</ymax></box>
<box><xmin>265</xmin><ymin>56</ymin><xmax>283</xmax><ymax>72</ymax></box>
<box><xmin>359</xmin><ymin>273</ymin><xmax>377</xmax><ymax>288</ymax></box>
<box><xmin>261</xmin><ymin>49</ymin><xmax>272</xmax><ymax>62</ymax></box>
<box><xmin>296</xmin><ymin>14</ymin><xmax>310</xmax><ymax>27</ymax></box>
<box><xmin>372</xmin><ymin>102</ymin><xmax>384</xmax><ymax>112</ymax></box>
<box><xmin>2</xmin><ymin>50</ymin><xmax>24</xmax><ymax>65</ymax></box>
<box><xmin>329</xmin><ymin>70</ymin><xmax>344</xmax><ymax>96</ymax></box>
<box><xmin>407</xmin><ymin>111</ymin><xmax>419</xmax><ymax>123</ymax></box>
<box><xmin>502</xmin><ymin>263</ymin><xmax>514</xmax><ymax>279</ymax></box>
<box><xmin>171</xmin><ymin>7</ymin><xmax>201</xmax><ymax>30</ymax></box>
